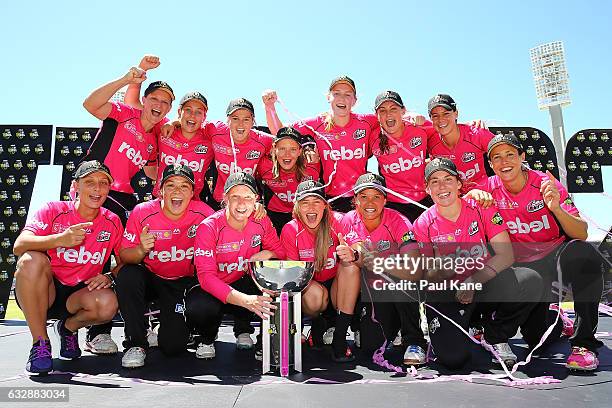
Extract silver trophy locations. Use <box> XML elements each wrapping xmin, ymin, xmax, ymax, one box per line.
<box><xmin>250</xmin><ymin>260</ymin><xmax>314</xmax><ymax>377</ymax></box>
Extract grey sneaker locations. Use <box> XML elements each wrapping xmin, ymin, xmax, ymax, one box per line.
<box><xmin>122</xmin><ymin>347</ymin><xmax>146</xmax><ymax>368</ymax></box>
<box><xmin>322</xmin><ymin>327</ymin><xmax>335</xmax><ymax>345</ymax></box>
<box><xmin>236</xmin><ymin>333</ymin><xmax>254</xmax><ymax>350</ymax></box>
<box><xmin>85</xmin><ymin>334</ymin><xmax>118</xmax><ymax>355</ymax></box>
<box><xmin>196</xmin><ymin>343</ymin><xmax>215</xmax><ymax>359</ymax></box>
<box><xmin>403</xmin><ymin>345</ymin><xmax>426</xmax><ymax>366</ymax></box>
<box><xmin>392</xmin><ymin>333</ymin><xmax>403</xmax><ymax>347</ymax></box>
<box><xmin>491</xmin><ymin>343</ymin><xmax>517</xmax><ymax>366</ymax></box>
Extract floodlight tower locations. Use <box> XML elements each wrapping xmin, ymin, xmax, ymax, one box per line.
<box><xmin>530</xmin><ymin>41</ymin><xmax>571</xmax><ymax>187</ymax></box>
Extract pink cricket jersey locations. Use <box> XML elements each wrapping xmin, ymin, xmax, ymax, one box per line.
<box><xmin>208</xmin><ymin>121</ymin><xmax>273</xmax><ymax>202</ymax></box>
<box><xmin>153</xmin><ymin>128</ymin><xmax>213</xmax><ymax>200</ymax></box>
<box><xmin>485</xmin><ymin>169</ymin><xmax>580</xmax><ymax>262</ymax></box>
<box><xmin>293</xmin><ymin>113</ymin><xmax>378</xmax><ymax>197</ymax></box>
<box><xmin>193</xmin><ymin>210</ymin><xmax>285</xmax><ymax>302</ymax></box>
<box><xmin>85</xmin><ymin>102</ymin><xmax>160</xmax><ymax>194</ymax></box>
<box><xmin>425</xmin><ymin>124</ymin><xmax>494</xmax><ymax>190</ymax></box>
<box><xmin>413</xmin><ymin>198</ymin><xmax>507</xmax><ymax>279</ymax></box>
<box><xmin>280</xmin><ymin>211</ymin><xmax>345</xmax><ymax>282</ymax></box>
<box><xmin>341</xmin><ymin>208</ymin><xmax>415</xmax><ymax>256</ymax></box>
<box><xmin>371</xmin><ymin>125</ymin><xmax>428</xmax><ymax>203</ymax></box>
<box><xmin>23</xmin><ymin>201</ymin><xmax>123</xmax><ymax>286</ymax></box>
<box><xmin>121</xmin><ymin>199</ymin><xmax>214</xmax><ymax>279</ymax></box>
<box><xmin>258</xmin><ymin>157</ymin><xmax>320</xmax><ymax>212</ymax></box>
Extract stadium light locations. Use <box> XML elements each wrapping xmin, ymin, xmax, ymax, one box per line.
<box><xmin>530</xmin><ymin>41</ymin><xmax>571</xmax><ymax>187</ymax></box>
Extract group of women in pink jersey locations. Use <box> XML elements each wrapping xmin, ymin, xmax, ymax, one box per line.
<box><xmin>13</xmin><ymin>54</ymin><xmax>605</xmax><ymax>376</ymax></box>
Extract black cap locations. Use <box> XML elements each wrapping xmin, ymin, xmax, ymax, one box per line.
<box><xmin>179</xmin><ymin>91</ymin><xmax>208</xmax><ymax>109</ymax></box>
<box><xmin>161</xmin><ymin>163</ymin><xmax>195</xmax><ymax>187</ymax></box>
<box><xmin>329</xmin><ymin>75</ymin><xmax>356</xmax><ymax>93</ymax></box>
<box><xmin>295</xmin><ymin>180</ymin><xmax>326</xmax><ymax>202</ymax></box>
<box><xmin>274</xmin><ymin>127</ymin><xmax>303</xmax><ymax>145</ymax></box>
<box><xmin>144</xmin><ymin>81</ymin><xmax>175</xmax><ymax>101</ymax></box>
<box><xmin>374</xmin><ymin>90</ymin><xmax>404</xmax><ymax>110</ymax></box>
<box><xmin>224</xmin><ymin>172</ymin><xmax>258</xmax><ymax>195</ymax></box>
<box><xmin>427</xmin><ymin>94</ymin><xmax>456</xmax><ymax>114</ymax></box>
<box><xmin>354</xmin><ymin>173</ymin><xmax>387</xmax><ymax>196</ymax></box>
<box><xmin>226</xmin><ymin>98</ymin><xmax>254</xmax><ymax>116</ymax></box>
<box><xmin>487</xmin><ymin>133</ymin><xmax>524</xmax><ymax>157</ymax></box>
<box><xmin>424</xmin><ymin>157</ymin><xmax>459</xmax><ymax>182</ymax></box>
<box><xmin>299</xmin><ymin>133</ymin><xmax>317</xmax><ymax>149</ymax></box>
<box><xmin>73</xmin><ymin>160</ymin><xmax>113</xmax><ymax>183</ymax></box>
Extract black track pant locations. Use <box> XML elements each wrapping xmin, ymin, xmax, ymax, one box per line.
<box><xmin>425</xmin><ymin>267</ymin><xmax>542</xmax><ymax>369</ymax></box>
<box><xmin>115</xmin><ymin>264</ymin><xmax>195</xmax><ymax>356</ymax></box>
<box><xmin>184</xmin><ymin>275</ymin><xmax>258</xmax><ymax>344</ymax></box>
<box><xmin>518</xmin><ymin>240</ymin><xmax>605</xmax><ymax>353</ymax></box>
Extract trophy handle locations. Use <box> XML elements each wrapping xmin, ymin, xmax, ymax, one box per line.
<box><xmin>280</xmin><ymin>291</ymin><xmax>290</xmax><ymax>377</ymax></box>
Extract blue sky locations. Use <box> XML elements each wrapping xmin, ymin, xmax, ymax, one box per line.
<box><xmin>1</xmin><ymin>0</ymin><xmax>611</xmax><ymax>239</ymax></box>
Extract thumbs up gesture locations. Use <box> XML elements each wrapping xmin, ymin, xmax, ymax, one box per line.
<box><xmin>139</xmin><ymin>225</ymin><xmax>156</xmax><ymax>254</ymax></box>
<box><xmin>336</xmin><ymin>233</ymin><xmax>357</xmax><ymax>263</ymax></box>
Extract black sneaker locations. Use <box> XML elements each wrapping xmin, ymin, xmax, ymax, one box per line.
<box><xmin>26</xmin><ymin>338</ymin><xmax>52</xmax><ymax>375</ymax></box>
<box><xmin>331</xmin><ymin>345</ymin><xmax>355</xmax><ymax>363</ymax></box>
<box><xmin>308</xmin><ymin>317</ymin><xmax>326</xmax><ymax>350</ymax></box>
<box><xmin>54</xmin><ymin>320</ymin><xmax>81</xmax><ymax>360</ymax></box>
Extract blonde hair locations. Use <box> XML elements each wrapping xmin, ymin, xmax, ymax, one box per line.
<box><xmin>293</xmin><ymin>199</ymin><xmax>332</xmax><ymax>273</ymax></box>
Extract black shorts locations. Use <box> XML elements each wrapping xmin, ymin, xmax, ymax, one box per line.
<box><xmin>17</xmin><ymin>277</ymin><xmax>86</xmax><ymax>321</ymax></box>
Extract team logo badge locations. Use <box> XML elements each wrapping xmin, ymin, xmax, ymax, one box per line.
<box><xmin>410</xmin><ymin>137</ymin><xmax>422</xmax><ymax>148</ymax></box>
<box><xmin>174</xmin><ymin>303</ymin><xmax>185</xmax><ymax>313</ymax></box>
<box><xmin>96</xmin><ymin>231</ymin><xmax>111</xmax><ymax>242</ymax></box>
<box><xmin>195</xmin><ymin>144</ymin><xmax>208</xmax><ymax>154</ymax></box>
<box><xmin>147</xmin><ymin>144</ymin><xmax>154</xmax><ymax>153</ymax></box>
<box><xmin>429</xmin><ymin>317</ymin><xmax>440</xmax><ymax>334</ymax></box>
<box><xmin>251</xmin><ymin>234</ymin><xmax>262</xmax><ymax>247</ymax></box>
<box><xmin>187</xmin><ymin>225</ymin><xmax>197</xmax><ymax>238</ymax></box>
<box><xmin>563</xmin><ymin>197</ymin><xmax>574</xmax><ymax>206</ymax></box>
<box><xmin>246</xmin><ymin>150</ymin><xmax>261</xmax><ymax>160</ymax></box>
<box><xmin>491</xmin><ymin>212</ymin><xmax>504</xmax><ymax>225</ymax></box>
<box><xmin>527</xmin><ymin>200</ymin><xmax>545</xmax><ymax>213</ymax></box>
<box><xmin>462</xmin><ymin>152</ymin><xmax>476</xmax><ymax>162</ymax></box>
<box><xmin>401</xmin><ymin>231</ymin><xmax>414</xmax><ymax>242</ymax></box>
<box><xmin>468</xmin><ymin>221</ymin><xmax>479</xmax><ymax>236</ymax></box>
<box><xmin>377</xmin><ymin>240</ymin><xmax>391</xmax><ymax>251</ymax></box>
<box><xmin>353</xmin><ymin>129</ymin><xmax>366</xmax><ymax>140</ymax></box>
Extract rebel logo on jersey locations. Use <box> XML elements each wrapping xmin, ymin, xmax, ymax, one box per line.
<box><xmin>149</xmin><ymin>246</ymin><xmax>194</xmax><ymax>262</ymax></box>
<box><xmin>117</xmin><ymin>141</ymin><xmax>148</xmax><ymax>167</ymax></box>
<box><xmin>379</xmin><ymin>151</ymin><xmax>424</xmax><ymax>174</ymax></box>
<box><xmin>160</xmin><ymin>152</ymin><xmax>207</xmax><ymax>172</ymax></box>
<box><xmin>506</xmin><ymin>214</ymin><xmax>551</xmax><ymax>234</ymax></box>
<box><xmin>321</xmin><ymin>145</ymin><xmax>366</xmax><ymax>161</ymax></box>
<box><xmin>56</xmin><ymin>247</ymin><xmax>107</xmax><ymax>265</ymax></box>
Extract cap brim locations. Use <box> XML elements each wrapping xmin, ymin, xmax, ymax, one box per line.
<box><xmin>296</xmin><ymin>191</ymin><xmax>327</xmax><ymax>202</ymax></box>
<box><xmin>180</xmin><ymin>98</ymin><xmax>207</xmax><ymax>109</ymax></box>
<box><xmin>354</xmin><ymin>184</ymin><xmax>386</xmax><ymax>196</ymax></box>
<box><xmin>161</xmin><ymin>174</ymin><xmax>195</xmax><ymax>187</ymax></box>
<box><xmin>330</xmin><ymin>80</ymin><xmax>356</xmax><ymax>92</ymax></box>
<box><xmin>225</xmin><ymin>182</ymin><xmax>258</xmax><ymax>195</ymax></box>
<box><xmin>429</xmin><ymin>104</ymin><xmax>454</xmax><ymax>114</ymax></box>
<box><xmin>425</xmin><ymin>168</ymin><xmax>458</xmax><ymax>182</ymax></box>
<box><xmin>227</xmin><ymin>107</ymin><xmax>254</xmax><ymax>116</ymax></box>
<box><xmin>375</xmin><ymin>98</ymin><xmax>404</xmax><ymax>110</ymax></box>
<box><xmin>77</xmin><ymin>169</ymin><xmax>113</xmax><ymax>183</ymax></box>
<box><xmin>487</xmin><ymin>141</ymin><xmax>522</xmax><ymax>157</ymax></box>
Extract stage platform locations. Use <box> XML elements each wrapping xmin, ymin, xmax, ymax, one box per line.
<box><xmin>0</xmin><ymin>317</ymin><xmax>610</xmax><ymax>408</ymax></box>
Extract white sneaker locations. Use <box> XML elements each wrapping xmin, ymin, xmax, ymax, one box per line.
<box><xmin>236</xmin><ymin>333</ymin><xmax>254</xmax><ymax>350</ymax></box>
<box><xmin>392</xmin><ymin>333</ymin><xmax>403</xmax><ymax>347</ymax></box>
<box><xmin>122</xmin><ymin>347</ymin><xmax>146</xmax><ymax>368</ymax></box>
<box><xmin>403</xmin><ymin>345</ymin><xmax>426</xmax><ymax>366</ymax></box>
<box><xmin>196</xmin><ymin>343</ymin><xmax>215</xmax><ymax>359</ymax></box>
<box><xmin>85</xmin><ymin>334</ymin><xmax>118</xmax><ymax>355</ymax></box>
<box><xmin>322</xmin><ymin>327</ymin><xmax>335</xmax><ymax>345</ymax></box>
<box><xmin>491</xmin><ymin>342</ymin><xmax>517</xmax><ymax>366</ymax></box>
<box><xmin>146</xmin><ymin>329</ymin><xmax>158</xmax><ymax>348</ymax></box>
